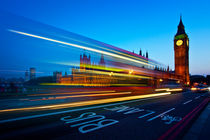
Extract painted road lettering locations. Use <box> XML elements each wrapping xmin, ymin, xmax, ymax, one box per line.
<box><xmin>104</xmin><ymin>105</ymin><xmax>180</xmax><ymax>124</ymax></box>
<box><xmin>104</xmin><ymin>105</ymin><xmax>156</xmax><ymax>119</ymax></box>
<box><xmin>61</xmin><ymin>112</ymin><xmax>118</xmax><ymax>133</ymax></box>
<box><xmin>79</xmin><ymin>119</ymin><xmax>118</xmax><ymax>133</ymax></box>
<box><xmin>61</xmin><ymin>112</ymin><xmax>96</xmax><ymax>123</ymax></box>
<box><xmin>161</xmin><ymin>115</ymin><xmax>182</xmax><ymax>124</ymax></box>
<box><xmin>104</xmin><ymin>105</ymin><xmax>144</xmax><ymax>114</ymax></box>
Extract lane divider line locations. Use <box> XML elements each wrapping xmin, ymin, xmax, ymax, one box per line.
<box><xmin>147</xmin><ymin>108</ymin><xmax>175</xmax><ymax>122</ymax></box>
<box><xmin>29</xmin><ymin>90</ymin><xmax>116</xmax><ymax>96</ymax></box>
<box><xmin>29</xmin><ymin>92</ymin><xmax>132</xmax><ymax>101</ymax></box>
<box><xmin>183</xmin><ymin>100</ymin><xmax>192</xmax><ymax>105</ymax></box>
<box><xmin>195</xmin><ymin>96</ymin><xmax>200</xmax><ymax>100</ymax></box>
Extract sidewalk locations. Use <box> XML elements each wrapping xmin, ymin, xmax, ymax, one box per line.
<box><xmin>183</xmin><ymin>102</ymin><xmax>210</xmax><ymax>140</ymax></box>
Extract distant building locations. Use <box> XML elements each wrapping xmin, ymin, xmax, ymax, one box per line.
<box><xmin>25</xmin><ymin>70</ymin><xmax>29</xmax><ymax>82</ymax></box>
<box><xmin>190</xmin><ymin>75</ymin><xmax>206</xmax><ymax>85</ymax></box>
<box><xmin>53</xmin><ymin>71</ymin><xmax>62</xmax><ymax>83</ymax></box>
<box><xmin>206</xmin><ymin>75</ymin><xmax>210</xmax><ymax>85</ymax></box>
<box><xmin>60</xmin><ymin>53</ymin><xmax>117</xmax><ymax>85</ymax></box>
<box><xmin>30</xmin><ymin>68</ymin><xmax>36</xmax><ymax>80</ymax></box>
<box><xmin>139</xmin><ymin>49</ymin><xmax>148</xmax><ymax>59</ymax></box>
<box><xmin>80</xmin><ymin>53</ymin><xmax>91</xmax><ymax>70</ymax></box>
<box><xmin>99</xmin><ymin>54</ymin><xmax>105</xmax><ymax>66</ymax></box>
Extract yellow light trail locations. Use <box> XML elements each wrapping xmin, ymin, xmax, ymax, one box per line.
<box><xmin>167</xmin><ymin>88</ymin><xmax>182</xmax><ymax>92</ymax></box>
<box><xmin>30</xmin><ymin>92</ymin><xmax>132</xmax><ymax>101</ymax></box>
<box><xmin>191</xmin><ymin>87</ymin><xmax>197</xmax><ymax>91</ymax></box>
<box><xmin>85</xmin><ymin>69</ymin><xmax>151</xmax><ymax>79</ymax></box>
<box><xmin>155</xmin><ymin>88</ymin><xmax>182</xmax><ymax>92</ymax></box>
<box><xmin>53</xmin><ymin>62</ymin><xmax>124</xmax><ymax>72</ymax></box>
<box><xmin>40</xmin><ymin>83</ymin><xmax>112</xmax><ymax>87</ymax></box>
<box><xmin>155</xmin><ymin>88</ymin><xmax>170</xmax><ymax>91</ymax></box>
<box><xmin>29</xmin><ymin>90</ymin><xmax>116</xmax><ymax>96</ymax></box>
<box><xmin>8</xmin><ymin>29</ymin><xmax>153</xmax><ymax>67</ymax></box>
<box><xmin>80</xmin><ymin>63</ymin><xmax>124</xmax><ymax>72</ymax></box>
<box><xmin>0</xmin><ymin>92</ymin><xmax>171</xmax><ymax>113</ymax></box>
<box><xmin>40</xmin><ymin>83</ymin><xmax>148</xmax><ymax>87</ymax></box>
<box><xmin>40</xmin><ymin>83</ymin><xmax>147</xmax><ymax>87</ymax></box>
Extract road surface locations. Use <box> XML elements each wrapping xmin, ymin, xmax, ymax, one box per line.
<box><xmin>0</xmin><ymin>89</ymin><xmax>209</xmax><ymax>140</ymax></box>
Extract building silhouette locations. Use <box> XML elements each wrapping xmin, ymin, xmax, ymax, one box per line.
<box><xmin>99</xmin><ymin>54</ymin><xmax>105</xmax><ymax>66</ymax></box>
<box><xmin>30</xmin><ymin>68</ymin><xmax>36</xmax><ymax>80</ymax></box>
<box><xmin>53</xmin><ymin>71</ymin><xmax>62</xmax><ymax>83</ymax></box>
<box><xmin>25</xmin><ymin>70</ymin><xmax>29</xmax><ymax>82</ymax></box>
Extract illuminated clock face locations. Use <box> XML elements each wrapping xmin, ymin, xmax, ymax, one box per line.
<box><xmin>187</xmin><ymin>40</ymin><xmax>189</xmax><ymax>46</ymax></box>
<box><xmin>176</xmin><ymin>40</ymin><xmax>183</xmax><ymax>46</ymax></box>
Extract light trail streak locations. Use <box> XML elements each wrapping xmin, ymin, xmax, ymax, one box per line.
<box><xmin>191</xmin><ymin>87</ymin><xmax>197</xmax><ymax>91</ymax></box>
<box><xmin>155</xmin><ymin>88</ymin><xmax>182</xmax><ymax>92</ymax></box>
<box><xmin>0</xmin><ymin>92</ymin><xmax>171</xmax><ymax>113</ymax></box>
<box><xmin>8</xmin><ymin>29</ymin><xmax>153</xmax><ymax>67</ymax></box>
<box><xmin>54</xmin><ymin>62</ymin><xmax>160</xmax><ymax>79</ymax></box>
<box><xmin>29</xmin><ymin>90</ymin><xmax>116</xmax><ymax>96</ymax></box>
<box><xmin>155</xmin><ymin>88</ymin><xmax>170</xmax><ymax>91</ymax></box>
<box><xmin>0</xmin><ymin>70</ymin><xmax>43</xmax><ymax>73</ymax></box>
<box><xmin>30</xmin><ymin>92</ymin><xmax>132</xmax><ymax>101</ymax></box>
<box><xmin>40</xmin><ymin>83</ymin><xmax>111</xmax><ymax>87</ymax></box>
<box><xmin>40</xmin><ymin>83</ymin><xmax>147</xmax><ymax>87</ymax></box>
<box><xmin>59</xmin><ymin>34</ymin><xmax>157</xmax><ymax>65</ymax></box>
<box><xmin>167</xmin><ymin>88</ymin><xmax>182</xmax><ymax>92</ymax></box>
<box><xmin>84</xmin><ymin>70</ymin><xmax>151</xmax><ymax>79</ymax></box>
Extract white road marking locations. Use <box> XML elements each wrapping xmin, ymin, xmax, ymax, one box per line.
<box><xmin>195</xmin><ymin>96</ymin><xmax>200</xmax><ymax>99</ymax></box>
<box><xmin>183</xmin><ymin>100</ymin><xmax>192</xmax><ymax>105</ymax></box>
<box><xmin>138</xmin><ymin>110</ymin><xmax>155</xmax><ymax>119</ymax></box>
<box><xmin>147</xmin><ymin>108</ymin><xmax>175</xmax><ymax>122</ymax></box>
<box><xmin>0</xmin><ymin>96</ymin><xmax>164</xmax><ymax>124</ymax></box>
<box><xmin>123</xmin><ymin>108</ymin><xmax>144</xmax><ymax>114</ymax></box>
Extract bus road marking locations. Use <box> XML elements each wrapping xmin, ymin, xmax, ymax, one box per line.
<box><xmin>61</xmin><ymin>112</ymin><xmax>118</xmax><ymax>133</ymax></box>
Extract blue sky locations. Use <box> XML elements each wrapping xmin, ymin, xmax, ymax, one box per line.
<box><xmin>0</xmin><ymin>0</ymin><xmax>210</xmax><ymax>75</ymax></box>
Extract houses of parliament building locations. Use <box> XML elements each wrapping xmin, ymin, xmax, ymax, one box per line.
<box><xmin>57</xmin><ymin>17</ymin><xmax>190</xmax><ymax>86</ymax></box>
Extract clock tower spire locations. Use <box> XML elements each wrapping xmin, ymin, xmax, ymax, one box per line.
<box><xmin>174</xmin><ymin>16</ymin><xmax>190</xmax><ymax>85</ymax></box>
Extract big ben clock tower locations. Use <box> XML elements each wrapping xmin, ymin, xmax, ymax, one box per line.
<box><xmin>174</xmin><ymin>16</ymin><xmax>190</xmax><ymax>85</ymax></box>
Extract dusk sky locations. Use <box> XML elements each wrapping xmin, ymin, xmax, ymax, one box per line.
<box><xmin>0</xmin><ymin>0</ymin><xmax>210</xmax><ymax>75</ymax></box>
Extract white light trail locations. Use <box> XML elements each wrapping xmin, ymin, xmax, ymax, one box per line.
<box><xmin>8</xmin><ymin>29</ymin><xmax>153</xmax><ymax>67</ymax></box>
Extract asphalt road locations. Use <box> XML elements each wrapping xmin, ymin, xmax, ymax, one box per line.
<box><xmin>0</xmin><ymin>90</ymin><xmax>209</xmax><ymax>140</ymax></box>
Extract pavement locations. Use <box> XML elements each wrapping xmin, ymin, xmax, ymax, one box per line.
<box><xmin>0</xmin><ymin>89</ymin><xmax>209</xmax><ymax>140</ymax></box>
